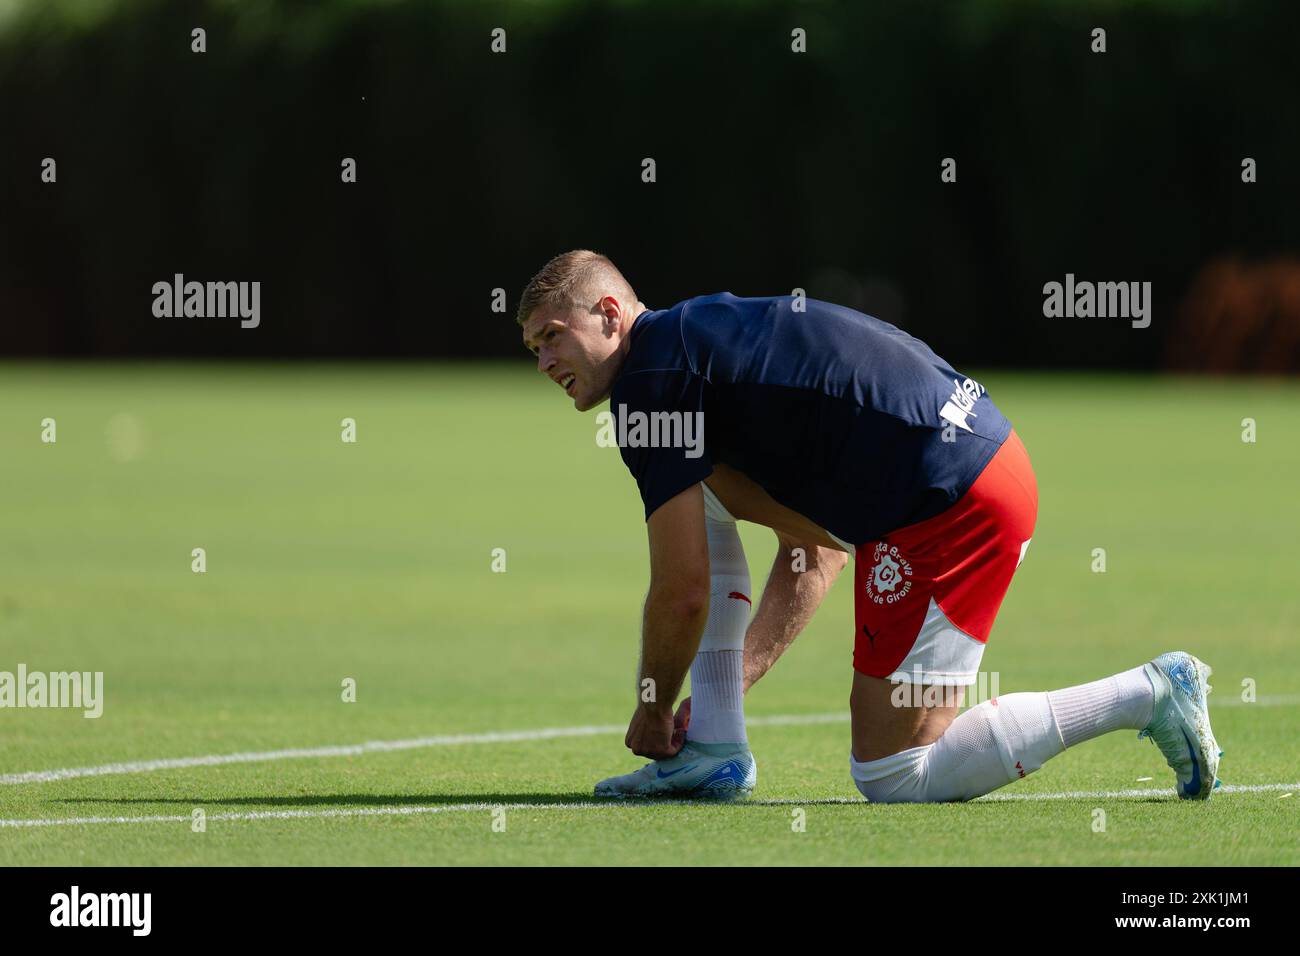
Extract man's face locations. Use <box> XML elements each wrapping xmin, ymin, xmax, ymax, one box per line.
<box><xmin>522</xmin><ymin>302</ymin><xmax>626</xmax><ymax>412</ymax></box>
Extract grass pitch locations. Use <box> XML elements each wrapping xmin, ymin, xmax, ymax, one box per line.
<box><xmin>0</xmin><ymin>363</ymin><xmax>1296</xmax><ymax>866</ymax></box>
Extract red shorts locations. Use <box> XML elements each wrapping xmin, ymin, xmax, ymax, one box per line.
<box><xmin>853</xmin><ymin>430</ymin><xmax>1038</xmax><ymax>685</ymax></box>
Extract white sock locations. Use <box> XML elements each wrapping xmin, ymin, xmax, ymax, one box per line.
<box><xmin>688</xmin><ymin>485</ymin><xmax>750</xmax><ymax>746</ymax></box>
<box><xmin>1046</xmin><ymin>664</ymin><xmax>1154</xmax><ymax>747</ymax></box>
<box><xmin>851</xmin><ymin>666</ymin><xmax>1157</xmax><ymax>803</ymax></box>
<box><xmin>689</xmin><ymin>650</ymin><xmax>746</xmax><ymax>744</ymax></box>
<box><xmin>936</xmin><ymin>692</ymin><xmax>1064</xmax><ymax>799</ymax></box>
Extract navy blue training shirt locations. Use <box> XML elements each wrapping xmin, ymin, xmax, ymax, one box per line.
<box><xmin>608</xmin><ymin>292</ymin><xmax>1012</xmax><ymax>546</ymax></box>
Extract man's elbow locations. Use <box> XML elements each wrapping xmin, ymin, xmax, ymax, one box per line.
<box><xmin>776</xmin><ymin>532</ymin><xmax>851</xmax><ymax>573</ymax></box>
<box><xmin>821</xmin><ymin>545</ymin><xmax>850</xmax><ymax>574</ymax></box>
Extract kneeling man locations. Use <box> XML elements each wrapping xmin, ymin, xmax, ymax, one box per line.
<box><xmin>517</xmin><ymin>250</ymin><xmax>1221</xmax><ymax>803</ymax></box>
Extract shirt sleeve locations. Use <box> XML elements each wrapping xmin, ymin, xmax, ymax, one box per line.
<box><xmin>610</xmin><ymin>369</ymin><xmax>714</xmax><ymax>520</ymax></box>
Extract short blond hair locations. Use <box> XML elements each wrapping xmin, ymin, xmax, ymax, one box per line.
<box><xmin>516</xmin><ymin>250</ymin><xmax>637</xmax><ymax>326</ymax></box>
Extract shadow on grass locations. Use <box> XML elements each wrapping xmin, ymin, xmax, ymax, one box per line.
<box><xmin>51</xmin><ymin>792</ymin><xmax>599</xmax><ymax>808</ymax></box>
<box><xmin>47</xmin><ymin>793</ymin><xmax>1178</xmax><ymax>810</ymax></box>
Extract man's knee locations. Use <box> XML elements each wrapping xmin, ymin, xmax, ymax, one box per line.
<box><xmin>850</xmin><ymin>697</ymin><xmax>1001</xmax><ymax>804</ymax></box>
<box><xmin>849</xmin><ymin>745</ymin><xmax>938</xmax><ymax>803</ymax></box>
<box><xmin>850</xmin><ymin>695</ymin><xmax>1061</xmax><ymax>803</ymax></box>
<box><xmin>849</xmin><ymin>671</ymin><xmax>963</xmax><ymax>765</ymax></box>
<box><xmin>850</xmin><ymin>697</ymin><xmax>1002</xmax><ymax>803</ymax></box>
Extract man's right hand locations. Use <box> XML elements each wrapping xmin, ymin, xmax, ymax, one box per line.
<box><xmin>671</xmin><ymin>696</ymin><xmax>691</xmax><ymax>750</ymax></box>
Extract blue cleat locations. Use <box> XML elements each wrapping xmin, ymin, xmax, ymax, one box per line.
<box><xmin>1139</xmin><ymin>652</ymin><xmax>1222</xmax><ymax>800</ymax></box>
<box><xmin>593</xmin><ymin>742</ymin><xmax>756</xmax><ymax>800</ymax></box>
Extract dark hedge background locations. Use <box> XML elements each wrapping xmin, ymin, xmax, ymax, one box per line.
<box><xmin>2</xmin><ymin>0</ymin><xmax>1297</xmax><ymax>369</ymax></box>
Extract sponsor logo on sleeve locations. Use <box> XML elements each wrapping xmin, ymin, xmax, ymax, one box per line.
<box><xmin>939</xmin><ymin>376</ymin><xmax>985</xmax><ymax>433</ymax></box>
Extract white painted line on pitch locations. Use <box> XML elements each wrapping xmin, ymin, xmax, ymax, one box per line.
<box><xmin>976</xmin><ymin>781</ymin><xmax>1298</xmax><ymax>801</ymax></box>
<box><xmin>0</xmin><ymin>803</ymin><xmax>567</xmax><ymax>829</ymax></box>
<box><xmin>0</xmin><ymin>712</ymin><xmax>845</xmax><ymax>786</ymax></box>
<box><xmin>1</xmin><ymin>694</ymin><xmax>1293</xmax><ymax>787</ymax></box>
<box><xmin>1223</xmin><ymin>694</ymin><xmax>1300</xmax><ymax>706</ymax></box>
<box><xmin>0</xmin><ymin>783</ymin><xmax>1294</xmax><ymax>829</ymax></box>
<box><xmin>0</xmin><ymin>725</ymin><xmax>622</xmax><ymax>786</ymax></box>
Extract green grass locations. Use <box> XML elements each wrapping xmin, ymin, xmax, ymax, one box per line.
<box><xmin>0</xmin><ymin>363</ymin><xmax>1297</xmax><ymax>865</ymax></box>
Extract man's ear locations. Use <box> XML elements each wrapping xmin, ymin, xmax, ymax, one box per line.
<box><xmin>601</xmin><ymin>296</ymin><xmax>623</xmax><ymax>336</ymax></box>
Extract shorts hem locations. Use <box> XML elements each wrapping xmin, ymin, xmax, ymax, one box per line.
<box><xmin>885</xmin><ymin>669</ymin><xmax>979</xmax><ymax>687</ymax></box>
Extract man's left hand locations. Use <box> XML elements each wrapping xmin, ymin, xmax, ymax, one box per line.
<box><xmin>625</xmin><ymin>705</ymin><xmax>681</xmax><ymax>759</ymax></box>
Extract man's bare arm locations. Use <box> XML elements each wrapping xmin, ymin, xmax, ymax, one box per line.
<box><xmin>626</xmin><ymin>483</ymin><xmax>710</xmax><ymax>758</ymax></box>
<box><xmin>742</xmin><ymin>534</ymin><xmax>849</xmax><ymax>692</ymax></box>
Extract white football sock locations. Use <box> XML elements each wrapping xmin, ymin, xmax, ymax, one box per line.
<box><xmin>850</xmin><ymin>665</ymin><xmax>1157</xmax><ymax>802</ymax></box>
<box><xmin>1046</xmin><ymin>664</ymin><xmax>1154</xmax><ymax>746</ymax></box>
<box><xmin>689</xmin><ymin>650</ymin><xmax>747</xmax><ymax>745</ymax></box>
<box><xmin>687</xmin><ymin>485</ymin><xmax>751</xmax><ymax>746</ymax></box>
